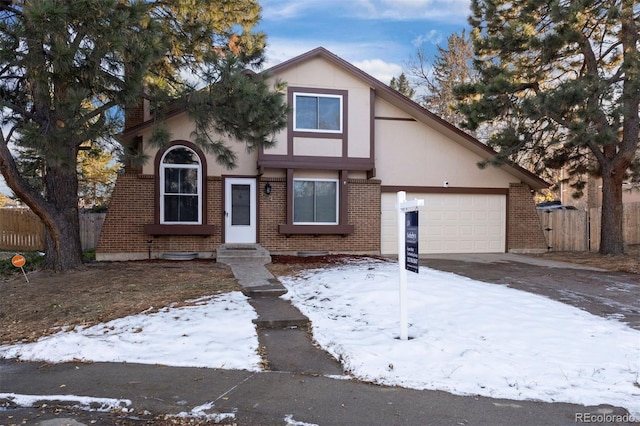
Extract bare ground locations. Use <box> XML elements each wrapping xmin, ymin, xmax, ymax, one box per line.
<box><xmin>0</xmin><ymin>260</ymin><xmax>238</xmax><ymax>345</ymax></box>
<box><xmin>1</xmin><ymin>249</ymin><xmax>639</xmax><ymax>346</ymax></box>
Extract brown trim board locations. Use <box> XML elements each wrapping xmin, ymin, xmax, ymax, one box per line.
<box><xmin>381</xmin><ymin>186</ymin><xmax>509</xmax><ymax>195</ymax></box>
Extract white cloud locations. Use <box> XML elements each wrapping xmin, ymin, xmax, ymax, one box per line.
<box><xmin>260</xmin><ymin>0</ymin><xmax>327</xmax><ymax>20</ymax></box>
<box><xmin>262</xmin><ymin>37</ymin><xmax>404</xmax><ymax>84</ymax></box>
<box><xmin>412</xmin><ymin>29</ymin><xmax>444</xmax><ymax>47</ymax></box>
<box><xmin>351</xmin><ymin>58</ymin><xmax>404</xmax><ymax>85</ymax></box>
<box><xmin>377</xmin><ymin>1</ymin><xmax>471</xmax><ymax>22</ymax></box>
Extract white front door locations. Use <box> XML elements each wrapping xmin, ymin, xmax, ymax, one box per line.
<box><xmin>225</xmin><ymin>178</ymin><xmax>257</xmax><ymax>244</ymax></box>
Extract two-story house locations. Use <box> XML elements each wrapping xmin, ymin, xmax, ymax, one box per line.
<box><xmin>96</xmin><ymin>47</ymin><xmax>548</xmax><ymax>261</ymax></box>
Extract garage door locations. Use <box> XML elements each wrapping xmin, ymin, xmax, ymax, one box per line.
<box><xmin>381</xmin><ymin>193</ymin><xmax>506</xmax><ymax>254</ymax></box>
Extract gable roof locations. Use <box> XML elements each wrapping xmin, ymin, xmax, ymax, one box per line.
<box><xmin>123</xmin><ymin>47</ymin><xmax>548</xmax><ymax>190</ymax></box>
<box><xmin>268</xmin><ymin>47</ymin><xmax>548</xmax><ymax>190</ymax></box>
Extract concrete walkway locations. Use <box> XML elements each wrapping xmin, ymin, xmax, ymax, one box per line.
<box><xmin>1</xmin><ymin>257</ymin><xmax>636</xmax><ymax>425</ymax></box>
<box><xmin>225</xmin><ymin>259</ymin><xmax>344</xmax><ymax>376</ymax></box>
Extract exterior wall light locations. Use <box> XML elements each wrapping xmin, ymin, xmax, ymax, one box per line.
<box><xmin>264</xmin><ymin>183</ymin><xmax>272</xmax><ymax>195</ymax></box>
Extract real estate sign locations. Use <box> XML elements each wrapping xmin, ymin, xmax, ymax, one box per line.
<box><xmin>405</xmin><ymin>210</ymin><xmax>419</xmax><ymax>273</ymax></box>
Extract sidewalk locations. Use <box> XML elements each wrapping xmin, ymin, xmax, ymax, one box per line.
<box><xmin>1</xmin><ymin>258</ymin><xmax>635</xmax><ymax>425</ymax></box>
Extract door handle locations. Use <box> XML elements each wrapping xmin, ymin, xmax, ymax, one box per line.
<box><xmin>225</xmin><ymin>211</ymin><xmax>228</xmax><ymax>217</ymax></box>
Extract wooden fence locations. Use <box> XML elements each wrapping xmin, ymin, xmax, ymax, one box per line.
<box><xmin>79</xmin><ymin>213</ymin><xmax>106</xmax><ymax>250</ymax></box>
<box><xmin>538</xmin><ymin>202</ymin><xmax>640</xmax><ymax>252</ymax></box>
<box><xmin>0</xmin><ymin>208</ymin><xmax>45</xmax><ymax>251</ymax></box>
<box><xmin>538</xmin><ymin>209</ymin><xmax>589</xmax><ymax>251</ymax></box>
<box><xmin>0</xmin><ymin>208</ymin><xmax>106</xmax><ymax>251</ymax></box>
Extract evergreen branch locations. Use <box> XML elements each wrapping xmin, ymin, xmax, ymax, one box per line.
<box><xmin>0</xmin><ymin>1</ymin><xmax>21</xmax><ymax>17</ymax></box>
<box><xmin>0</xmin><ymin>131</ymin><xmax>52</xmax><ymax>217</ymax></box>
<box><xmin>76</xmin><ymin>100</ymin><xmax>117</xmax><ymax>127</ymax></box>
<box><xmin>0</xmin><ymin>97</ymin><xmax>36</xmax><ymax>121</ymax></box>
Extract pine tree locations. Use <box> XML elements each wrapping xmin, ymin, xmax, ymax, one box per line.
<box><xmin>0</xmin><ymin>0</ymin><xmax>288</xmax><ymax>271</ymax></box>
<box><xmin>408</xmin><ymin>30</ymin><xmax>477</xmax><ymax>131</ymax></box>
<box><xmin>77</xmin><ymin>146</ymin><xmax>119</xmax><ymax>209</ymax></box>
<box><xmin>457</xmin><ymin>0</ymin><xmax>639</xmax><ymax>255</ymax></box>
<box><xmin>389</xmin><ymin>73</ymin><xmax>416</xmax><ymax>99</ymax></box>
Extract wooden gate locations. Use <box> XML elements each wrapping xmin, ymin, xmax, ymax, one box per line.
<box><xmin>538</xmin><ymin>209</ymin><xmax>589</xmax><ymax>251</ymax></box>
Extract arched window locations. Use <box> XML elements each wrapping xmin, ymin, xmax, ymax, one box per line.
<box><xmin>160</xmin><ymin>145</ymin><xmax>202</xmax><ymax>224</ymax></box>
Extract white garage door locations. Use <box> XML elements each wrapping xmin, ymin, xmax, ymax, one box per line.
<box><xmin>381</xmin><ymin>193</ymin><xmax>506</xmax><ymax>254</ymax></box>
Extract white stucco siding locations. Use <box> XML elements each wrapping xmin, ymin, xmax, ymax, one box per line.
<box><xmin>347</xmin><ymin>86</ymin><xmax>372</xmax><ymax>158</ymax></box>
<box><xmin>374</xmin><ymin>100</ymin><xmax>518</xmax><ymax>188</ymax></box>
<box><xmin>293</xmin><ymin>137</ymin><xmax>343</xmax><ymax>157</ymax></box>
<box><xmin>139</xmin><ymin>113</ymin><xmax>258</xmax><ymax>176</ymax></box>
<box><xmin>273</xmin><ymin>57</ymin><xmax>372</xmax><ymax>159</ymax></box>
<box><xmin>381</xmin><ymin>193</ymin><xmax>506</xmax><ymax>255</ymax></box>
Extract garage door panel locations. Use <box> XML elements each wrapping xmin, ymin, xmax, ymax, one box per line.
<box><xmin>381</xmin><ymin>193</ymin><xmax>506</xmax><ymax>254</ymax></box>
<box><xmin>459</xmin><ymin>211</ymin><xmax>473</xmax><ymax>221</ymax></box>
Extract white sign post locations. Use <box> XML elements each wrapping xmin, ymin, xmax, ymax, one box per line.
<box><xmin>396</xmin><ymin>191</ymin><xmax>424</xmax><ymax>340</ymax></box>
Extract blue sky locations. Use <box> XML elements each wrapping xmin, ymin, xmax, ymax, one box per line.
<box><xmin>0</xmin><ymin>0</ymin><xmax>472</xmax><ymax>196</ymax></box>
<box><xmin>257</xmin><ymin>0</ymin><xmax>473</xmax><ymax>84</ymax></box>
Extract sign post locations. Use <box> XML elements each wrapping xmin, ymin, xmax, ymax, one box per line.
<box><xmin>11</xmin><ymin>254</ymin><xmax>29</xmax><ymax>283</ymax></box>
<box><xmin>396</xmin><ymin>191</ymin><xmax>424</xmax><ymax>340</ymax></box>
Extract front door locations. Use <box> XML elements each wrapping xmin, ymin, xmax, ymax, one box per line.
<box><xmin>224</xmin><ymin>178</ymin><xmax>256</xmax><ymax>243</ymax></box>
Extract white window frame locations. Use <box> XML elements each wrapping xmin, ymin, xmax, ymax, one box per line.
<box><xmin>293</xmin><ymin>92</ymin><xmax>343</xmax><ymax>133</ymax></box>
<box><xmin>292</xmin><ymin>178</ymin><xmax>339</xmax><ymax>225</ymax></box>
<box><xmin>159</xmin><ymin>145</ymin><xmax>202</xmax><ymax>225</ymax></box>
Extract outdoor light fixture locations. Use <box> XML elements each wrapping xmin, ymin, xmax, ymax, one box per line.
<box><xmin>264</xmin><ymin>183</ymin><xmax>272</xmax><ymax>195</ymax></box>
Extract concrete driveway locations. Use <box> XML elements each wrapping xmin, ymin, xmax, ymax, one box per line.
<box><xmin>420</xmin><ymin>253</ymin><xmax>640</xmax><ymax>331</ymax></box>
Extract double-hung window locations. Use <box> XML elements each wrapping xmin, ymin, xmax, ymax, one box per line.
<box><xmin>294</xmin><ymin>93</ymin><xmax>342</xmax><ymax>133</ymax></box>
<box><xmin>293</xmin><ymin>179</ymin><xmax>338</xmax><ymax>224</ymax></box>
<box><xmin>160</xmin><ymin>146</ymin><xmax>201</xmax><ymax>224</ymax></box>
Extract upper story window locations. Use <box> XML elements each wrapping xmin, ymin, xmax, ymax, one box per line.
<box><xmin>294</xmin><ymin>93</ymin><xmax>342</xmax><ymax>133</ymax></box>
<box><xmin>160</xmin><ymin>145</ymin><xmax>202</xmax><ymax>224</ymax></box>
<box><xmin>293</xmin><ymin>179</ymin><xmax>338</xmax><ymax>224</ymax></box>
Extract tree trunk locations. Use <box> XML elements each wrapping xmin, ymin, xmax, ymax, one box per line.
<box><xmin>41</xmin><ymin>163</ymin><xmax>84</xmax><ymax>271</ymax></box>
<box><xmin>599</xmin><ymin>172</ymin><xmax>625</xmax><ymax>255</ymax></box>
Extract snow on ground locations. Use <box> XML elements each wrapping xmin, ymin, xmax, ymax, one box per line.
<box><xmin>279</xmin><ymin>258</ymin><xmax>640</xmax><ymax>417</ymax></box>
<box><xmin>0</xmin><ymin>292</ymin><xmax>261</xmax><ymax>370</ymax></box>
<box><xmin>0</xmin><ymin>393</ymin><xmax>131</xmax><ymax>412</ymax></box>
<box><xmin>1</xmin><ymin>259</ymin><xmax>639</xmax><ymax>417</ymax></box>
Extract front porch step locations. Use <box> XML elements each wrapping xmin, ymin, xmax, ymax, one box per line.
<box><xmin>216</xmin><ymin>244</ymin><xmax>272</xmax><ymax>265</ymax></box>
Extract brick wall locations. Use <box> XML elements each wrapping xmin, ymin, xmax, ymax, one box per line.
<box><xmin>507</xmin><ymin>183</ymin><xmax>547</xmax><ymax>252</ymax></box>
<box><xmin>96</xmin><ymin>174</ymin><xmax>222</xmax><ymax>260</ymax></box>
<box><xmin>124</xmin><ymin>101</ymin><xmax>144</xmax><ymax>130</ymax></box>
<box><xmin>98</xmin><ymin>175</ymin><xmax>544</xmax><ymax>259</ymax></box>
<box><xmin>258</xmin><ymin>178</ymin><xmax>381</xmax><ymax>254</ymax></box>
<box><xmin>98</xmin><ymin>174</ymin><xmax>381</xmax><ymax>259</ymax></box>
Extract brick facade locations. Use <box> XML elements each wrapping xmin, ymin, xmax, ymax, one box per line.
<box><xmin>96</xmin><ymin>173</ymin><xmax>223</xmax><ymax>260</ymax></box>
<box><xmin>507</xmin><ymin>183</ymin><xmax>547</xmax><ymax>252</ymax></box>
<box><xmin>98</xmin><ymin>174</ymin><xmax>546</xmax><ymax>259</ymax></box>
<box><xmin>97</xmin><ymin>174</ymin><xmax>381</xmax><ymax>260</ymax></box>
<box><xmin>258</xmin><ymin>177</ymin><xmax>381</xmax><ymax>254</ymax></box>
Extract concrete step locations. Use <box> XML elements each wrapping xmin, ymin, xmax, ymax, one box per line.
<box><xmin>242</xmin><ymin>284</ymin><xmax>288</xmax><ymax>298</ymax></box>
<box><xmin>249</xmin><ymin>297</ymin><xmax>310</xmax><ymax>329</ymax></box>
<box><xmin>216</xmin><ymin>244</ymin><xmax>271</xmax><ymax>264</ymax></box>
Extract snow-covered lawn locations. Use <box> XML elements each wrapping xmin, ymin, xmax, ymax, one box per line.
<box><xmin>0</xmin><ymin>292</ymin><xmax>261</xmax><ymax>370</ymax></box>
<box><xmin>1</xmin><ymin>258</ymin><xmax>639</xmax><ymax>417</ymax></box>
<box><xmin>279</xmin><ymin>258</ymin><xmax>640</xmax><ymax>417</ymax></box>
